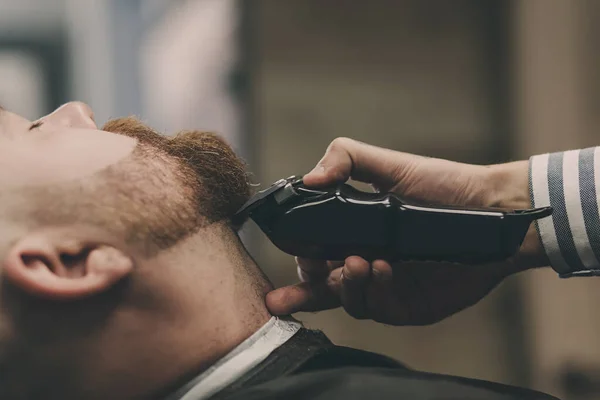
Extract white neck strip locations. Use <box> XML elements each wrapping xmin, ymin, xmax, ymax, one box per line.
<box><xmin>168</xmin><ymin>317</ymin><xmax>302</xmax><ymax>400</ymax></box>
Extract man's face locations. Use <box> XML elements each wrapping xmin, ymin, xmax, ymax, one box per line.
<box><xmin>0</xmin><ymin>102</ymin><xmax>146</xmax><ymax>306</ymax></box>
<box><xmin>0</xmin><ymin>101</ymin><xmax>250</xmax><ymax>305</ymax></box>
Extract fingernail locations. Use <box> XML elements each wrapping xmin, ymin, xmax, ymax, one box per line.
<box><xmin>372</xmin><ymin>269</ymin><xmax>382</xmax><ymax>282</ymax></box>
<box><xmin>372</xmin><ymin>269</ymin><xmax>388</xmax><ymax>283</ymax></box>
<box><xmin>340</xmin><ymin>268</ymin><xmax>349</xmax><ymax>281</ymax></box>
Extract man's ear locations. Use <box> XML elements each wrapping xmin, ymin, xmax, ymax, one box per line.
<box><xmin>2</xmin><ymin>231</ymin><xmax>134</xmax><ymax>301</ymax></box>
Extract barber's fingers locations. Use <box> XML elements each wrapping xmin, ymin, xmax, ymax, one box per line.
<box><xmin>339</xmin><ymin>256</ymin><xmax>371</xmax><ymax>319</ymax></box>
<box><xmin>268</xmin><ymin>257</ymin><xmax>395</xmax><ymax>320</ymax></box>
<box><xmin>364</xmin><ymin>260</ymin><xmax>402</xmax><ymax>323</ymax></box>
<box><xmin>266</xmin><ymin>259</ymin><xmax>355</xmax><ymax>315</ymax></box>
<box><xmin>266</xmin><ymin>281</ymin><xmax>340</xmax><ymax>315</ymax></box>
<box><xmin>371</xmin><ymin>259</ymin><xmax>393</xmax><ymax>281</ymax></box>
<box><xmin>297</xmin><ymin>257</ymin><xmax>386</xmax><ymax>320</ymax></box>
<box><xmin>303</xmin><ymin>137</ymin><xmax>421</xmax><ymax>190</ymax></box>
<box><xmin>296</xmin><ymin>257</ymin><xmax>343</xmax><ymax>282</ymax></box>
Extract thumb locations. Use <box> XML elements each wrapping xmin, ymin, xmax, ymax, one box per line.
<box><xmin>303</xmin><ymin>137</ymin><xmax>419</xmax><ymax>190</ymax></box>
<box><xmin>266</xmin><ymin>282</ymin><xmax>340</xmax><ymax>315</ymax></box>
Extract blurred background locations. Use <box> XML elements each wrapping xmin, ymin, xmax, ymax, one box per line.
<box><xmin>1</xmin><ymin>0</ymin><xmax>599</xmax><ymax>398</ymax></box>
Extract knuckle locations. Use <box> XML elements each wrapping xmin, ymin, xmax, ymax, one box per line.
<box><xmin>328</xmin><ymin>137</ymin><xmax>354</xmax><ymax>152</ymax></box>
<box><xmin>320</xmin><ymin>137</ymin><xmax>356</xmax><ymax>182</ymax></box>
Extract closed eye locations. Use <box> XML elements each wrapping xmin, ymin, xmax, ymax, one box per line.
<box><xmin>29</xmin><ymin>121</ymin><xmax>43</xmax><ymax>131</ymax></box>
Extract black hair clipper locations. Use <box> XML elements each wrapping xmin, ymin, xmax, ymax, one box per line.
<box><xmin>233</xmin><ymin>176</ymin><xmax>552</xmax><ymax>264</ymax></box>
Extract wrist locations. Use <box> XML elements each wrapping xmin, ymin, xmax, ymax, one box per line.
<box><xmin>487</xmin><ymin>161</ymin><xmax>530</xmax><ymax>210</ymax></box>
<box><xmin>487</xmin><ymin>161</ymin><xmax>550</xmax><ymax>271</ymax></box>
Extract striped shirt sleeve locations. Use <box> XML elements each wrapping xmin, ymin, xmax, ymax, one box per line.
<box><xmin>530</xmin><ymin>148</ymin><xmax>600</xmax><ymax>277</ymax></box>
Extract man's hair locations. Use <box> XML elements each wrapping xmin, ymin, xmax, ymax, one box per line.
<box><xmin>18</xmin><ymin>117</ymin><xmax>252</xmax><ymax>254</ymax></box>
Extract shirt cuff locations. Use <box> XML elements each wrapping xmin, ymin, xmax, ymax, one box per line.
<box><xmin>529</xmin><ymin>148</ymin><xmax>600</xmax><ymax>277</ymax></box>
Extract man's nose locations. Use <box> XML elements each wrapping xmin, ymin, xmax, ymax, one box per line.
<box><xmin>41</xmin><ymin>102</ymin><xmax>96</xmax><ymax>129</ymax></box>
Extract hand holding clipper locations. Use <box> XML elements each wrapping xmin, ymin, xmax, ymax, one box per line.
<box><xmin>262</xmin><ymin>138</ymin><xmax>550</xmax><ymax>325</ymax></box>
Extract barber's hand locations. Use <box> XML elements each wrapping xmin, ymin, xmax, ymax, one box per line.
<box><xmin>266</xmin><ymin>138</ymin><xmax>545</xmax><ymax>325</ymax></box>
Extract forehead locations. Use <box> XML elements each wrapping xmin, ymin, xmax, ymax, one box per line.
<box><xmin>0</xmin><ymin>109</ymin><xmax>137</xmax><ymax>188</ymax></box>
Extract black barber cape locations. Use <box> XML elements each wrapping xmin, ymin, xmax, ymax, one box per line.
<box><xmin>207</xmin><ymin>329</ymin><xmax>559</xmax><ymax>400</ymax></box>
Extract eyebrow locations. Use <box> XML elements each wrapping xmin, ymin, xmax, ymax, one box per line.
<box><xmin>29</xmin><ymin>121</ymin><xmax>43</xmax><ymax>131</ymax></box>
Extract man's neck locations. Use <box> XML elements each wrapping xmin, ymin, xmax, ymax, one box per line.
<box><xmin>150</xmin><ymin>312</ymin><xmax>274</xmax><ymax>400</ymax></box>
<box><xmin>84</xmin><ymin>232</ymin><xmax>273</xmax><ymax>400</ymax></box>
<box><xmin>83</xmin><ymin>294</ymin><xmax>272</xmax><ymax>400</ymax></box>
<box><xmin>2</xmin><ymin>272</ymin><xmax>272</xmax><ymax>400</ymax></box>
